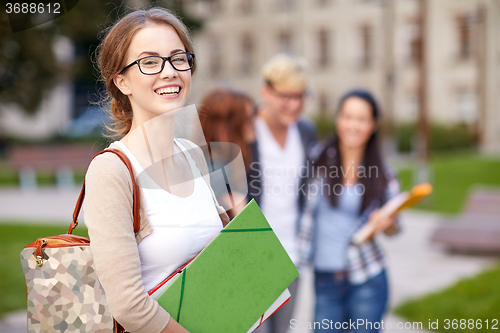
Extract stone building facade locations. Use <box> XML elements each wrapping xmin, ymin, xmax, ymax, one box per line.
<box><xmin>186</xmin><ymin>0</ymin><xmax>500</xmax><ymax>152</ymax></box>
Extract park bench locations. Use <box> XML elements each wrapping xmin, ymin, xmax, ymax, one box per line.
<box><xmin>431</xmin><ymin>188</ymin><xmax>500</xmax><ymax>254</ymax></box>
<box><xmin>8</xmin><ymin>144</ymin><xmax>102</xmax><ymax>190</ymax></box>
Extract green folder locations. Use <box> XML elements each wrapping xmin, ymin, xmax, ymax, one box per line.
<box><xmin>156</xmin><ymin>199</ymin><xmax>299</xmax><ymax>332</ymax></box>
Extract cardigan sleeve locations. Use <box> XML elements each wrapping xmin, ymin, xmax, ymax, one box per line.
<box><xmin>83</xmin><ymin>152</ymin><xmax>171</xmax><ymax>333</ymax></box>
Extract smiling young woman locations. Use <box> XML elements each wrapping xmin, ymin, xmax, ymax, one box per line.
<box><xmin>298</xmin><ymin>89</ymin><xmax>401</xmax><ymax>333</ymax></box>
<box><xmin>83</xmin><ymin>8</ymin><xmax>228</xmax><ymax>333</ymax></box>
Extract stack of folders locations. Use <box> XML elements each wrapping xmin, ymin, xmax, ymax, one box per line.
<box><xmin>352</xmin><ymin>183</ymin><xmax>433</xmax><ymax>245</ymax></box>
<box><xmin>148</xmin><ymin>199</ymin><xmax>299</xmax><ymax>332</ymax></box>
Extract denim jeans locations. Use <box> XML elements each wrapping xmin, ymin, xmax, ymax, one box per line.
<box><xmin>314</xmin><ymin>270</ymin><xmax>388</xmax><ymax>332</ymax></box>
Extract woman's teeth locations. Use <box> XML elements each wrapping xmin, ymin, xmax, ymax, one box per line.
<box><xmin>155</xmin><ymin>86</ymin><xmax>180</xmax><ymax>95</ymax></box>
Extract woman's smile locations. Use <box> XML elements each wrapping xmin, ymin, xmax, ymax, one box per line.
<box><xmin>154</xmin><ymin>84</ymin><xmax>182</xmax><ymax>99</ymax></box>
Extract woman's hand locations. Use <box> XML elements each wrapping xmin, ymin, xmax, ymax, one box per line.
<box><xmin>160</xmin><ymin>318</ymin><xmax>190</xmax><ymax>333</ymax></box>
<box><xmin>221</xmin><ymin>192</ymin><xmax>248</xmax><ymax>219</ymax></box>
<box><xmin>367</xmin><ymin>209</ymin><xmax>398</xmax><ymax>235</ymax></box>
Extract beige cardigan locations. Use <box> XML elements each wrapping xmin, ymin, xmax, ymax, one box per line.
<box><xmin>83</xmin><ymin>139</ymin><xmax>229</xmax><ymax>333</ymax></box>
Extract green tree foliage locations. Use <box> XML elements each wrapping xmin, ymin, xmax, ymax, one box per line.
<box><xmin>0</xmin><ymin>0</ymin><xmax>202</xmax><ymax>115</ymax></box>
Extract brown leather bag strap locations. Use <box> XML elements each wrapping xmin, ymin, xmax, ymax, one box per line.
<box><xmin>68</xmin><ymin>148</ymin><xmax>141</xmax><ymax>234</ymax></box>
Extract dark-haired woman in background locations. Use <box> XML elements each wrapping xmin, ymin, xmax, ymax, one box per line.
<box><xmin>298</xmin><ymin>89</ymin><xmax>401</xmax><ymax>332</ymax></box>
<box><xmin>199</xmin><ymin>87</ymin><xmax>255</xmax><ymax>218</ymax></box>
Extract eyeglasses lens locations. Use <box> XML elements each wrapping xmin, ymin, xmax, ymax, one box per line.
<box><xmin>138</xmin><ymin>53</ymin><xmax>193</xmax><ymax>74</ymax></box>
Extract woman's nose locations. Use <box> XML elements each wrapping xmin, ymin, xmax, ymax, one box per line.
<box><xmin>160</xmin><ymin>60</ymin><xmax>177</xmax><ymax>79</ymax></box>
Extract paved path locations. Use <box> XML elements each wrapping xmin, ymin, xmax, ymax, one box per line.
<box><xmin>0</xmin><ymin>188</ymin><xmax>496</xmax><ymax>332</ymax></box>
<box><xmin>0</xmin><ymin>186</ymin><xmax>83</xmax><ymax>224</ymax></box>
<box><xmin>288</xmin><ymin>211</ymin><xmax>495</xmax><ymax>333</ymax></box>
<box><xmin>0</xmin><ymin>311</ymin><xmax>25</xmax><ymax>333</ymax></box>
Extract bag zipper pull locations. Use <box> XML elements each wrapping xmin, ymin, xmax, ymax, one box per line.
<box><xmin>35</xmin><ymin>238</ymin><xmax>48</xmax><ymax>267</ymax></box>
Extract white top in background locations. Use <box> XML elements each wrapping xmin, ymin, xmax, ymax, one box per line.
<box><xmin>254</xmin><ymin>117</ymin><xmax>304</xmax><ymax>265</ymax></box>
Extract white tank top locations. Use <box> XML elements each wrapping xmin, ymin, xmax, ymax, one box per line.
<box><xmin>112</xmin><ymin>139</ymin><xmax>223</xmax><ymax>292</ymax></box>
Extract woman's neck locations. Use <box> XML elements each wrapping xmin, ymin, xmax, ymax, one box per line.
<box><xmin>121</xmin><ymin>111</ymin><xmax>177</xmax><ymax>168</ymax></box>
<box><xmin>339</xmin><ymin>142</ymin><xmax>365</xmax><ymax>184</ymax></box>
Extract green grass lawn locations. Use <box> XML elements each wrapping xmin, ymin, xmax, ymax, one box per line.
<box><xmin>394</xmin><ymin>262</ymin><xmax>500</xmax><ymax>332</ymax></box>
<box><xmin>0</xmin><ymin>165</ymin><xmax>86</xmax><ymax>186</ymax></box>
<box><xmin>393</xmin><ymin>152</ymin><xmax>500</xmax><ymax>329</ymax></box>
<box><xmin>0</xmin><ymin>223</ymin><xmax>88</xmax><ymax>315</ymax></box>
<box><xmin>395</xmin><ymin>152</ymin><xmax>500</xmax><ymax>214</ymax></box>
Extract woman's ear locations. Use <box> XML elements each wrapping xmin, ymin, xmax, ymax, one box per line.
<box><xmin>113</xmin><ymin>74</ymin><xmax>132</xmax><ymax>96</ymax></box>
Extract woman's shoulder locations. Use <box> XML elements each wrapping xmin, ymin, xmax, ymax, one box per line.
<box><xmin>380</xmin><ymin>162</ymin><xmax>401</xmax><ymax>197</ymax></box>
<box><xmin>176</xmin><ymin>138</ymin><xmax>205</xmax><ymax>162</ymax></box>
<box><xmin>381</xmin><ymin>162</ymin><xmax>399</xmax><ymax>181</ymax></box>
<box><xmin>176</xmin><ymin>138</ymin><xmax>200</xmax><ymax>150</ymax></box>
<box><xmin>87</xmin><ymin>149</ymin><xmax>128</xmax><ymax>171</ymax></box>
<box><xmin>310</xmin><ymin>137</ymin><xmax>335</xmax><ymax>161</ymax></box>
<box><xmin>85</xmin><ymin>149</ymin><xmax>131</xmax><ymax>186</ymax></box>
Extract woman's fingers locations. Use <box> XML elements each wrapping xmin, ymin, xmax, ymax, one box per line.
<box><xmin>368</xmin><ymin>209</ymin><xmax>396</xmax><ymax>232</ymax></box>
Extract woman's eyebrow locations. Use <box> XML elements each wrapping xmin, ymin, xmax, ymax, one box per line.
<box><xmin>137</xmin><ymin>51</ymin><xmax>159</xmax><ymax>58</ymax></box>
<box><xmin>170</xmin><ymin>49</ymin><xmax>185</xmax><ymax>55</ymax></box>
<box><xmin>137</xmin><ymin>49</ymin><xmax>186</xmax><ymax>58</ymax></box>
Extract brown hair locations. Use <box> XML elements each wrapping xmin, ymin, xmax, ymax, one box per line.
<box><xmin>97</xmin><ymin>7</ymin><xmax>196</xmax><ymax>139</ymax></box>
<box><xmin>199</xmin><ymin>88</ymin><xmax>254</xmax><ymax>170</ymax></box>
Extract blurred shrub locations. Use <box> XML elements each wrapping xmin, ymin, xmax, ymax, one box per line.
<box><xmin>396</xmin><ymin>123</ymin><xmax>414</xmax><ymax>153</ymax></box>
<box><xmin>431</xmin><ymin>123</ymin><xmax>476</xmax><ymax>151</ymax></box>
<box><xmin>311</xmin><ymin>115</ymin><xmax>336</xmax><ymax>141</ymax></box>
<box><xmin>396</xmin><ymin>123</ymin><xmax>475</xmax><ymax>153</ymax></box>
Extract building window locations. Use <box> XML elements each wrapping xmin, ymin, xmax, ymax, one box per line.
<box><xmin>457</xmin><ymin>14</ymin><xmax>474</xmax><ymax>60</ymax></box>
<box><xmin>241</xmin><ymin>33</ymin><xmax>254</xmax><ymax>74</ymax></box>
<box><xmin>240</xmin><ymin>0</ymin><xmax>253</xmax><ymax>14</ymax></box>
<box><xmin>403</xmin><ymin>92</ymin><xmax>419</xmax><ymax>122</ymax></box>
<box><xmin>407</xmin><ymin>20</ymin><xmax>422</xmax><ymax>65</ymax></box>
<box><xmin>209</xmin><ymin>37</ymin><xmax>222</xmax><ymax>76</ymax></box>
<box><xmin>318</xmin><ymin>29</ymin><xmax>331</xmax><ymax>68</ymax></box>
<box><xmin>207</xmin><ymin>0</ymin><xmax>222</xmax><ymax>15</ymax></box>
<box><xmin>275</xmin><ymin>0</ymin><xmax>294</xmax><ymax>11</ymax></box>
<box><xmin>360</xmin><ymin>24</ymin><xmax>373</xmax><ymax>69</ymax></box>
<box><xmin>278</xmin><ymin>30</ymin><xmax>293</xmax><ymax>54</ymax></box>
<box><xmin>455</xmin><ymin>89</ymin><xmax>477</xmax><ymax>123</ymax></box>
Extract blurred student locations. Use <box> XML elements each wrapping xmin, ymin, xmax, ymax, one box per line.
<box><xmin>199</xmin><ymin>87</ymin><xmax>255</xmax><ymax>218</ymax></box>
<box><xmin>250</xmin><ymin>53</ymin><xmax>317</xmax><ymax>333</ymax></box>
<box><xmin>298</xmin><ymin>89</ymin><xmax>401</xmax><ymax>333</ymax></box>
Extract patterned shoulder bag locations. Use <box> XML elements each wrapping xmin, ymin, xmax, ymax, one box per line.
<box><xmin>20</xmin><ymin>148</ymin><xmax>138</xmax><ymax>333</ymax></box>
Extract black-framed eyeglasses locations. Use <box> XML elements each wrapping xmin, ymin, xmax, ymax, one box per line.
<box><xmin>119</xmin><ymin>52</ymin><xmax>195</xmax><ymax>75</ymax></box>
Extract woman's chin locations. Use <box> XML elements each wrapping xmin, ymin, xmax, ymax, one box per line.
<box><xmin>158</xmin><ymin>99</ymin><xmax>187</xmax><ymax>113</ymax></box>
<box><xmin>340</xmin><ymin>140</ymin><xmax>366</xmax><ymax>151</ymax></box>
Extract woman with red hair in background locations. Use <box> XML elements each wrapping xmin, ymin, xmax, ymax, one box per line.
<box><xmin>199</xmin><ymin>88</ymin><xmax>256</xmax><ymax>218</ymax></box>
